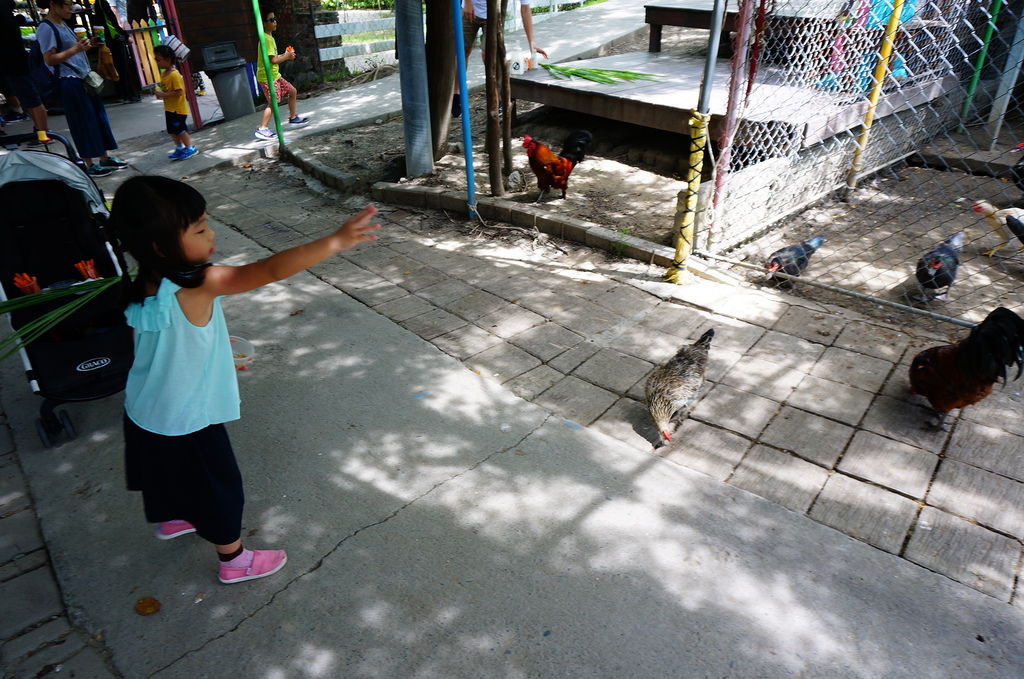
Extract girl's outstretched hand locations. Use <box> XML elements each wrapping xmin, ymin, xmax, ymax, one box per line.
<box><xmin>330</xmin><ymin>205</ymin><xmax>380</xmax><ymax>253</ymax></box>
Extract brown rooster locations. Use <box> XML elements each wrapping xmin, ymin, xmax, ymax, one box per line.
<box><xmin>645</xmin><ymin>329</ymin><xmax>714</xmax><ymax>445</ymax></box>
<box><xmin>909</xmin><ymin>307</ymin><xmax>1024</xmax><ymax>429</ymax></box>
<box><xmin>522</xmin><ymin>130</ymin><xmax>592</xmax><ymax>201</ymax></box>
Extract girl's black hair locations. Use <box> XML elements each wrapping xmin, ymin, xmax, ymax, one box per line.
<box><xmin>153</xmin><ymin>44</ymin><xmax>176</xmax><ymax>64</ymax></box>
<box><xmin>260</xmin><ymin>3</ymin><xmax>276</xmax><ymax>20</ymax></box>
<box><xmin>108</xmin><ymin>176</ymin><xmax>210</xmax><ymax>304</ymax></box>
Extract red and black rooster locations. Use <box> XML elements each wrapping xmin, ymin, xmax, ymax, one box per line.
<box><xmin>522</xmin><ymin>129</ymin><xmax>592</xmax><ymax>201</ymax></box>
<box><xmin>909</xmin><ymin>307</ymin><xmax>1024</xmax><ymax>429</ymax></box>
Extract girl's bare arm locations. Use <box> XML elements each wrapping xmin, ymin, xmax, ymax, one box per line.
<box><xmin>200</xmin><ymin>206</ymin><xmax>380</xmax><ymax>297</ymax></box>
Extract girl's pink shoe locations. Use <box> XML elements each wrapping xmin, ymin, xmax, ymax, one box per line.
<box><xmin>218</xmin><ymin>549</ymin><xmax>287</xmax><ymax>584</ymax></box>
<box><xmin>154</xmin><ymin>520</ymin><xmax>196</xmax><ymax>540</ymax></box>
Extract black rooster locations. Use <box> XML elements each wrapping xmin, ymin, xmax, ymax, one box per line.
<box><xmin>911</xmin><ymin>232</ymin><xmax>963</xmax><ymax>303</ymax></box>
<box><xmin>765</xmin><ymin>235</ymin><xmax>824</xmax><ymax>284</ymax></box>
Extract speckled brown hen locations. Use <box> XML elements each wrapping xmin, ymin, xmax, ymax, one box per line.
<box><xmin>645</xmin><ymin>329</ymin><xmax>714</xmax><ymax>445</ymax></box>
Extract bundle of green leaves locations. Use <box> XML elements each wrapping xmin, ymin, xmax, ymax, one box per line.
<box><xmin>540</xmin><ymin>63</ymin><xmax>661</xmax><ymax>84</ymax></box>
<box><xmin>0</xmin><ymin>277</ymin><xmax>123</xmax><ymax>362</ymax></box>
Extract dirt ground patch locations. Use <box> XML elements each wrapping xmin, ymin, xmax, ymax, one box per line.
<box><xmin>289</xmin><ymin>27</ymin><xmax>1024</xmax><ymax>333</ymax></box>
<box><xmin>291</xmin><ymin>27</ymin><xmax>710</xmax><ymax>247</ymax></box>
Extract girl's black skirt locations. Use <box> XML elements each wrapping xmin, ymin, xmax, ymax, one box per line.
<box><xmin>124</xmin><ymin>413</ymin><xmax>244</xmax><ymax>545</ymax></box>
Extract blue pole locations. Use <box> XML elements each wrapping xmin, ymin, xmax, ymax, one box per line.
<box><xmin>451</xmin><ymin>0</ymin><xmax>478</xmax><ymax>218</ymax></box>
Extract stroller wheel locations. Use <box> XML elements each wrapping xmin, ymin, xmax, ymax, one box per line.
<box><xmin>59</xmin><ymin>411</ymin><xmax>77</xmax><ymax>441</ymax></box>
<box><xmin>35</xmin><ymin>418</ymin><xmax>53</xmax><ymax>448</ymax></box>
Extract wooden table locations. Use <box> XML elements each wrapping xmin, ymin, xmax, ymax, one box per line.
<box><xmin>645</xmin><ymin>0</ymin><xmax>848</xmax><ymax>52</ymax></box>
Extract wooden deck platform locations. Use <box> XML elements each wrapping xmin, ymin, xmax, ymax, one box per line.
<box><xmin>510</xmin><ymin>51</ymin><xmax>958</xmax><ymax>149</ymax></box>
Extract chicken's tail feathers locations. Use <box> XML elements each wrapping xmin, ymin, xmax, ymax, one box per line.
<box><xmin>560</xmin><ymin>129</ymin><xmax>593</xmax><ymax>164</ymax></box>
<box><xmin>804</xmin><ymin>235</ymin><xmax>825</xmax><ymax>252</ymax></box>
<box><xmin>693</xmin><ymin>328</ymin><xmax>715</xmax><ymax>348</ymax></box>
<box><xmin>945</xmin><ymin>231</ymin><xmax>966</xmax><ymax>251</ymax></box>
<box><xmin>1006</xmin><ymin>215</ymin><xmax>1024</xmax><ymax>244</ymax></box>
<box><xmin>959</xmin><ymin>307</ymin><xmax>1024</xmax><ymax>383</ymax></box>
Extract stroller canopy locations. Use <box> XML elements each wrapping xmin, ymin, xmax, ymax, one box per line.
<box><xmin>0</xmin><ymin>151</ymin><xmax>107</xmax><ymax>215</ymax></box>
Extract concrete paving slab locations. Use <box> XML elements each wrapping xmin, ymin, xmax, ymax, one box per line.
<box><xmin>946</xmin><ymin>421</ymin><xmax>1024</xmax><ymax>483</ymax></box>
<box><xmin>748</xmin><ymin>330</ymin><xmax>827</xmax><ymax>372</ymax></box>
<box><xmin>788</xmin><ymin>375</ymin><xmax>875</xmax><ymax>426</ymax></box>
<box><xmin>771</xmin><ymin>305</ymin><xmax>847</xmax><ymax>345</ymax></box>
<box><xmin>0</xmin><ymin>455</ymin><xmax>29</xmax><ymax>513</ymax></box>
<box><xmin>509</xmin><ymin>322</ymin><xmax>585</xmax><ymax>362</ymax></box>
<box><xmin>503</xmin><ymin>365</ymin><xmax>565</xmax><ymax>402</ymax></box>
<box><xmin>590</xmin><ymin>397</ymin><xmax>657</xmax><ymax>450</ymax></box>
<box><xmin>959</xmin><ymin>388</ymin><xmax>1024</xmax><ymax>437</ymax></box>
<box><xmin>833</xmin><ymin>320</ymin><xmax>913</xmax><ymax>362</ymax></box>
<box><xmin>464</xmin><ymin>341</ymin><xmax>543</xmax><ymax>384</ymax></box>
<box><xmin>547</xmin><ymin>341</ymin><xmax>601</xmax><ymax>374</ymax></box>
<box><xmin>640</xmin><ymin>302</ymin><xmax>712</xmax><ymax>339</ymax></box>
<box><xmin>905</xmin><ymin>507</ymin><xmax>1021</xmax><ymax>601</ymax></box>
<box><xmin>1</xmin><ymin>616</ymin><xmax>85</xmax><ymax>679</ymax></box>
<box><xmin>473</xmin><ymin>304</ymin><xmax>546</xmax><ymax>339</ymax></box>
<box><xmin>431</xmin><ymin>324</ymin><xmax>506</xmax><ymax>360</ymax></box>
<box><xmin>592</xmin><ymin>284</ymin><xmax>663</xmax><ymax>319</ymax></box>
<box><xmin>691</xmin><ymin>383</ymin><xmax>781</xmax><ymax>439</ymax></box>
<box><xmin>720</xmin><ymin>354</ymin><xmax>807</xmax><ymax>402</ymax></box>
<box><xmin>443</xmin><ymin>290</ymin><xmax>508</xmax><ymax>321</ymax></box>
<box><xmin>0</xmin><ymin>509</ymin><xmax>44</xmax><ymax>563</ymax></box>
<box><xmin>370</xmin><ymin>294</ymin><xmax>437</xmax><ymax>322</ymax></box>
<box><xmin>534</xmin><ymin>375</ymin><xmax>618</xmax><ymax>426</ymax></box>
<box><xmin>572</xmin><ymin>348</ymin><xmax>653</xmax><ymax>394</ymax></box>
<box><xmin>861</xmin><ymin>393</ymin><xmax>954</xmax><ymax>454</ymax></box>
<box><xmin>837</xmin><ymin>431</ymin><xmax>939</xmax><ymax>499</ymax></box>
<box><xmin>810</xmin><ymin>474</ymin><xmax>919</xmax><ymax>554</ymax></box>
<box><xmin>660</xmin><ymin>419</ymin><xmax>752</xmax><ymax>481</ymax></box>
<box><xmin>928</xmin><ymin>460</ymin><xmax>1024</xmax><ymax>538</ymax></box>
<box><xmin>759</xmin><ymin>405</ymin><xmax>855</xmax><ymax>468</ymax></box>
<box><xmin>604</xmin><ymin>324</ymin><xmax>684</xmax><ymax>364</ymax></box>
<box><xmin>400</xmin><ymin>307</ymin><xmax>468</xmax><ymax>340</ymax></box>
<box><xmin>810</xmin><ymin>346</ymin><xmax>895</xmax><ymax>393</ymax></box>
<box><xmin>727</xmin><ymin>444</ymin><xmax>831</xmax><ymax>514</ymax></box>
<box><xmin>0</xmin><ymin>567</ymin><xmax>62</xmax><ymax>639</ymax></box>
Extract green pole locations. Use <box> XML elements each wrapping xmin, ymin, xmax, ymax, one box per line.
<box><xmin>251</xmin><ymin>0</ymin><xmax>284</xmax><ymax>148</ymax></box>
<box><xmin>960</xmin><ymin>0</ymin><xmax>1004</xmax><ymax>126</ymax></box>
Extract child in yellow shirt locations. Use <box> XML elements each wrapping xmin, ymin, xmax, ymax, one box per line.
<box><xmin>153</xmin><ymin>45</ymin><xmax>197</xmax><ymax>161</ymax></box>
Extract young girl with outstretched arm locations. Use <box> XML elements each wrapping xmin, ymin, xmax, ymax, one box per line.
<box><xmin>109</xmin><ymin>176</ymin><xmax>379</xmax><ymax>584</ymax></box>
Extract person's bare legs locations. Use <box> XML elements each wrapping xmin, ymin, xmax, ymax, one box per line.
<box><xmin>27</xmin><ymin>104</ymin><xmax>48</xmax><ymax>133</ymax></box>
<box><xmin>287</xmin><ymin>89</ymin><xmax>297</xmax><ymax>119</ymax></box>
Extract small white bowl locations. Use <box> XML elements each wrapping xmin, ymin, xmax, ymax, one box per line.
<box><xmin>229</xmin><ymin>336</ymin><xmax>255</xmax><ymax>371</ymax></box>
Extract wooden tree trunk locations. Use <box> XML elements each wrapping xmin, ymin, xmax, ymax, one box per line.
<box><xmin>484</xmin><ymin>0</ymin><xmax>505</xmax><ymax>196</ymax></box>
<box><xmin>425</xmin><ymin>0</ymin><xmax>456</xmax><ymax>160</ymax></box>
<box><xmin>498</xmin><ymin>0</ymin><xmax>513</xmax><ymax>175</ymax></box>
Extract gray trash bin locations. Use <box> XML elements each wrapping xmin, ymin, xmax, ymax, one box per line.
<box><xmin>201</xmin><ymin>42</ymin><xmax>255</xmax><ymax>121</ymax></box>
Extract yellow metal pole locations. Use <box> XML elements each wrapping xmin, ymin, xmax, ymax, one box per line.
<box><xmin>845</xmin><ymin>0</ymin><xmax>905</xmax><ymax>191</ymax></box>
<box><xmin>665</xmin><ymin>112</ymin><xmax>711</xmax><ymax>284</ymax></box>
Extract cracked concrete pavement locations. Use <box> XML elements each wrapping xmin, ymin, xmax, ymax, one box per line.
<box><xmin>3</xmin><ymin>164</ymin><xmax>1024</xmax><ymax>677</ymax></box>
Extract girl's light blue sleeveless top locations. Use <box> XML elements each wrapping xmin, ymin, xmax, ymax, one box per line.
<box><xmin>124</xmin><ymin>279</ymin><xmax>240</xmax><ymax>435</ymax></box>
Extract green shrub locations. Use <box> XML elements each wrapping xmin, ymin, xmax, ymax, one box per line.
<box><xmin>320</xmin><ymin>0</ymin><xmax>395</xmax><ymax>10</ymax></box>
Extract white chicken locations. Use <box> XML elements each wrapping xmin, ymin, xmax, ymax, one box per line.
<box><xmin>970</xmin><ymin>200</ymin><xmax>1024</xmax><ymax>257</ymax></box>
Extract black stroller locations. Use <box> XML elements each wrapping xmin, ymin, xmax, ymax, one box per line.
<box><xmin>0</xmin><ymin>133</ymin><xmax>133</xmax><ymax>447</ymax></box>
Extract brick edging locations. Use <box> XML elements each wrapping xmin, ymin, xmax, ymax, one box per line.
<box><xmin>367</xmin><ymin>181</ymin><xmax>739</xmax><ymax>281</ymax></box>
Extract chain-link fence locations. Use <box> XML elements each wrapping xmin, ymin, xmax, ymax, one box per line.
<box><xmin>694</xmin><ymin>0</ymin><xmax>1024</xmax><ymax>328</ymax></box>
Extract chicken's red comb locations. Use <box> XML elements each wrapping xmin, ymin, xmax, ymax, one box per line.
<box><xmin>1013</xmin><ymin>142</ymin><xmax>1024</xmax><ymax>153</ymax></box>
